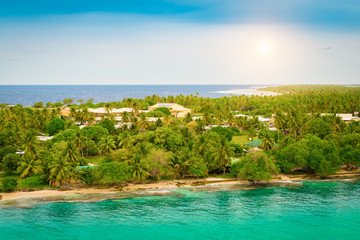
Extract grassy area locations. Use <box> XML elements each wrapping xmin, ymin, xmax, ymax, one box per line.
<box><xmin>85</xmin><ymin>155</ymin><xmax>105</xmax><ymax>165</ymax></box>
<box><xmin>231</xmin><ymin>135</ymin><xmax>258</xmax><ymax>145</ymax></box>
<box><xmin>0</xmin><ymin>173</ymin><xmax>19</xmax><ymax>181</ymax></box>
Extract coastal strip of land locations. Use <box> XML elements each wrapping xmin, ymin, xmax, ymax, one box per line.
<box><xmin>1</xmin><ymin>170</ymin><xmax>359</xmax><ymax>207</ymax></box>
<box><xmin>215</xmin><ymin>88</ymin><xmax>283</xmax><ymax>96</ymax></box>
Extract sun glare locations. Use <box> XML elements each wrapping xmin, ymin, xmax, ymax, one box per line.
<box><xmin>256</xmin><ymin>40</ymin><xmax>274</xmax><ymax>57</ymax></box>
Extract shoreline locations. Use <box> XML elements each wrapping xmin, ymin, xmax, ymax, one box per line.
<box><xmin>1</xmin><ymin>170</ymin><xmax>359</xmax><ymax>207</ymax></box>
<box><xmin>215</xmin><ymin>88</ymin><xmax>283</xmax><ymax>96</ymax></box>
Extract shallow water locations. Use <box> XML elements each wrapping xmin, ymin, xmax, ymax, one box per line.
<box><xmin>1</xmin><ymin>181</ymin><xmax>359</xmax><ymax>240</ymax></box>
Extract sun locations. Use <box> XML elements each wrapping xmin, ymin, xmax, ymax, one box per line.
<box><xmin>256</xmin><ymin>40</ymin><xmax>274</xmax><ymax>57</ymax></box>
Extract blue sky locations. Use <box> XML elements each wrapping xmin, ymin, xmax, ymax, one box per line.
<box><xmin>1</xmin><ymin>0</ymin><xmax>360</xmax><ymax>84</ymax></box>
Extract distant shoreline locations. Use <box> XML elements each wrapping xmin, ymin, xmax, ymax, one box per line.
<box><xmin>215</xmin><ymin>88</ymin><xmax>283</xmax><ymax>96</ymax></box>
<box><xmin>0</xmin><ymin>84</ymin><xmax>273</xmax><ymax>106</ymax></box>
<box><xmin>1</xmin><ymin>169</ymin><xmax>359</xmax><ymax>207</ymax></box>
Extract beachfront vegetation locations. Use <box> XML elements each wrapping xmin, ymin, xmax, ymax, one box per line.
<box><xmin>0</xmin><ymin>85</ymin><xmax>360</xmax><ymax>191</ymax></box>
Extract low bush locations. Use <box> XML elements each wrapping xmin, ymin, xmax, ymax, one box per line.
<box><xmin>1</xmin><ymin>178</ymin><xmax>18</xmax><ymax>192</ymax></box>
<box><xmin>17</xmin><ymin>176</ymin><xmax>47</xmax><ymax>190</ymax></box>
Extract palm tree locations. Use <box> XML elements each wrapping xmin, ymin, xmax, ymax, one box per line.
<box><xmin>184</xmin><ymin>112</ymin><xmax>192</xmax><ymax>123</ymax></box>
<box><xmin>41</xmin><ymin>107</ymin><xmax>50</xmax><ymax>122</ymax></box>
<box><xmin>287</xmin><ymin>109</ymin><xmax>305</xmax><ymax>141</ymax></box>
<box><xmin>17</xmin><ymin>155</ymin><xmax>42</xmax><ymax>178</ymax></box>
<box><xmin>260</xmin><ymin>130</ymin><xmax>275</xmax><ymax>151</ymax></box>
<box><xmin>104</xmin><ymin>103</ymin><xmax>113</xmax><ymax>115</ymax></box>
<box><xmin>73</xmin><ymin>131</ymin><xmax>86</xmax><ymax>157</ymax></box>
<box><xmin>131</xmin><ymin>102</ymin><xmax>140</xmax><ymax>116</ymax></box>
<box><xmin>138</xmin><ymin>113</ymin><xmax>149</xmax><ymax>131</ymax></box>
<box><xmin>81</xmin><ymin>108</ymin><xmax>93</xmax><ymax>125</ymax></box>
<box><xmin>98</xmin><ymin>135</ymin><xmax>116</xmax><ymax>155</ymax></box>
<box><xmin>203</xmin><ymin>111</ymin><xmax>212</xmax><ymax>126</ymax></box>
<box><xmin>287</xmin><ymin>109</ymin><xmax>299</xmax><ymax>141</ymax></box>
<box><xmin>69</xmin><ymin>107</ymin><xmax>77</xmax><ymax>120</ymax></box>
<box><xmin>194</xmin><ymin>135</ymin><xmax>208</xmax><ymax>157</ymax></box>
<box><xmin>273</xmin><ymin>110</ymin><xmax>286</xmax><ymax>140</ymax></box>
<box><xmin>213</xmin><ymin>137</ymin><xmax>234</xmax><ymax>175</ymax></box>
<box><xmin>63</xmin><ymin>141</ymin><xmax>80</xmax><ymax>163</ymax></box>
<box><xmin>195</xmin><ymin>119</ymin><xmax>205</xmax><ymax>134</ymax></box>
<box><xmin>121</xmin><ymin>111</ymin><xmax>130</xmax><ymax>124</ymax></box>
<box><xmin>117</xmin><ymin>132</ymin><xmax>132</xmax><ymax>149</ymax></box>
<box><xmin>332</xmin><ymin>115</ymin><xmax>343</xmax><ymax>132</ymax></box>
<box><xmin>49</xmin><ymin>157</ymin><xmax>76</xmax><ymax>186</ymax></box>
<box><xmin>169</xmin><ymin>155</ymin><xmax>181</xmax><ymax>179</ymax></box>
<box><xmin>21</xmin><ymin>131</ymin><xmax>40</xmax><ymax>159</ymax></box>
<box><xmin>135</xmin><ymin>142</ymin><xmax>152</xmax><ymax>159</ymax></box>
<box><xmin>131</xmin><ymin>155</ymin><xmax>149</xmax><ymax>181</ymax></box>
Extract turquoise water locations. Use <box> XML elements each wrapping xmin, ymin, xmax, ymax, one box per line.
<box><xmin>1</xmin><ymin>181</ymin><xmax>360</xmax><ymax>240</ymax></box>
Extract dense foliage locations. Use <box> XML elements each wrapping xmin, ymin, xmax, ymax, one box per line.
<box><xmin>0</xmin><ymin>85</ymin><xmax>359</xmax><ymax>191</ymax></box>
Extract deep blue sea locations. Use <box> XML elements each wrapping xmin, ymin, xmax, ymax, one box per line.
<box><xmin>0</xmin><ymin>85</ymin><xmax>269</xmax><ymax>106</ymax></box>
<box><xmin>1</xmin><ymin>181</ymin><xmax>360</xmax><ymax>240</ymax></box>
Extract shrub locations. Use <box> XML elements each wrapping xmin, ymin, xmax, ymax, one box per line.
<box><xmin>1</xmin><ymin>178</ymin><xmax>18</xmax><ymax>192</ymax></box>
<box><xmin>17</xmin><ymin>176</ymin><xmax>46</xmax><ymax>190</ymax></box>
<box><xmin>33</xmin><ymin>101</ymin><xmax>44</xmax><ymax>108</ymax></box>
<box><xmin>3</xmin><ymin>153</ymin><xmax>21</xmax><ymax>174</ymax></box>
<box><xmin>80</xmin><ymin>168</ymin><xmax>96</xmax><ymax>185</ymax></box>
<box><xmin>99</xmin><ymin>118</ymin><xmax>116</xmax><ymax>134</ymax></box>
<box><xmin>95</xmin><ymin>161</ymin><xmax>131</xmax><ymax>184</ymax></box>
<box><xmin>208</xmin><ymin>126</ymin><xmax>234</xmax><ymax>141</ymax></box>
<box><xmin>154</xmin><ymin>107</ymin><xmax>171</xmax><ymax>116</ymax></box>
<box><xmin>47</xmin><ymin>117</ymin><xmax>65</xmax><ymax>136</ymax></box>
<box><xmin>235</xmin><ymin>151</ymin><xmax>278</xmax><ymax>182</ymax></box>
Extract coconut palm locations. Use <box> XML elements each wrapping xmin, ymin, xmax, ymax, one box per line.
<box><xmin>104</xmin><ymin>103</ymin><xmax>113</xmax><ymax>115</ymax></box>
<box><xmin>169</xmin><ymin>155</ymin><xmax>181</xmax><ymax>179</ymax></box>
<box><xmin>63</xmin><ymin>141</ymin><xmax>80</xmax><ymax>163</ymax></box>
<box><xmin>194</xmin><ymin>135</ymin><xmax>208</xmax><ymax>157</ymax></box>
<box><xmin>117</xmin><ymin>132</ymin><xmax>132</xmax><ymax>149</ymax></box>
<box><xmin>69</xmin><ymin>107</ymin><xmax>78</xmax><ymax>120</ymax></box>
<box><xmin>121</xmin><ymin>111</ymin><xmax>130</xmax><ymax>124</ymax></box>
<box><xmin>98</xmin><ymin>135</ymin><xmax>116</xmax><ymax>155</ymax></box>
<box><xmin>213</xmin><ymin>137</ymin><xmax>234</xmax><ymax>175</ymax></box>
<box><xmin>260</xmin><ymin>130</ymin><xmax>275</xmax><ymax>151</ymax></box>
<box><xmin>17</xmin><ymin>155</ymin><xmax>42</xmax><ymax>178</ymax></box>
<box><xmin>135</xmin><ymin>142</ymin><xmax>152</xmax><ymax>159</ymax></box>
<box><xmin>138</xmin><ymin>113</ymin><xmax>149</xmax><ymax>131</ymax></box>
<box><xmin>184</xmin><ymin>112</ymin><xmax>192</xmax><ymax>123</ymax></box>
<box><xmin>287</xmin><ymin>109</ymin><xmax>305</xmax><ymax>141</ymax></box>
<box><xmin>131</xmin><ymin>155</ymin><xmax>149</xmax><ymax>181</ymax></box>
<box><xmin>273</xmin><ymin>110</ymin><xmax>286</xmax><ymax>140</ymax></box>
<box><xmin>49</xmin><ymin>157</ymin><xmax>76</xmax><ymax>186</ymax></box>
<box><xmin>21</xmin><ymin>131</ymin><xmax>40</xmax><ymax>159</ymax></box>
<box><xmin>73</xmin><ymin>131</ymin><xmax>86</xmax><ymax>157</ymax></box>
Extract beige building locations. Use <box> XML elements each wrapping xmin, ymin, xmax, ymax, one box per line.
<box><xmin>149</xmin><ymin>103</ymin><xmax>192</xmax><ymax>118</ymax></box>
<box><xmin>88</xmin><ymin>107</ymin><xmax>134</xmax><ymax>116</ymax></box>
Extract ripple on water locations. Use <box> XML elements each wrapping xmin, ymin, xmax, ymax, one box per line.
<box><xmin>0</xmin><ymin>181</ymin><xmax>360</xmax><ymax>240</ymax></box>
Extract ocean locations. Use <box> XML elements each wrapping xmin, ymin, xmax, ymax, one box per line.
<box><xmin>1</xmin><ymin>181</ymin><xmax>359</xmax><ymax>240</ymax></box>
<box><xmin>0</xmin><ymin>85</ymin><xmax>269</xmax><ymax>106</ymax></box>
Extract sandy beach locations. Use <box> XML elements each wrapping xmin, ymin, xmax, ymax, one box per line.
<box><xmin>216</xmin><ymin>88</ymin><xmax>283</xmax><ymax>96</ymax></box>
<box><xmin>1</xmin><ymin>169</ymin><xmax>359</xmax><ymax>207</ymax></box>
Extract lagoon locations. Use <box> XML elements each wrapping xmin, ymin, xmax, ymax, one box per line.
<box><xmin>1</xmin><ymin>181</ymin><xmax>359</xmax><ymax>240</ymax></box>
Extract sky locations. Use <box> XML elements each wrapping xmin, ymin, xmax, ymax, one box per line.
<box><xmin>0</xmin><ymin>0</ymin><xmax>360</xmax><ymax>85</ymax></box>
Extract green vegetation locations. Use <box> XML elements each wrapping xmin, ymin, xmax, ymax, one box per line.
<box><xmin>0</xmin><ymin>85</ymin><xmax>360</xmax><ymax>191</ymax></box>
<box><xmin>231</xmin><ymin>151</ymin><xmax>277</xmax><ymax>182</ymax></box>
<box><xmin>1</xmin><ymin>178</ymin><xmax>18</xmax><ymax>192</ymax></box>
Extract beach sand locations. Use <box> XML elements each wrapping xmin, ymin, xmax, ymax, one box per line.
<box><xmin>1</xmin><ymin>169</ymin><xmax>359</xmax><ymax>206</ymax></box>
<box><xmin>216</xmin><ymin>88</ymin><xmax>283</xmax><ymax>96</ymax></box>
